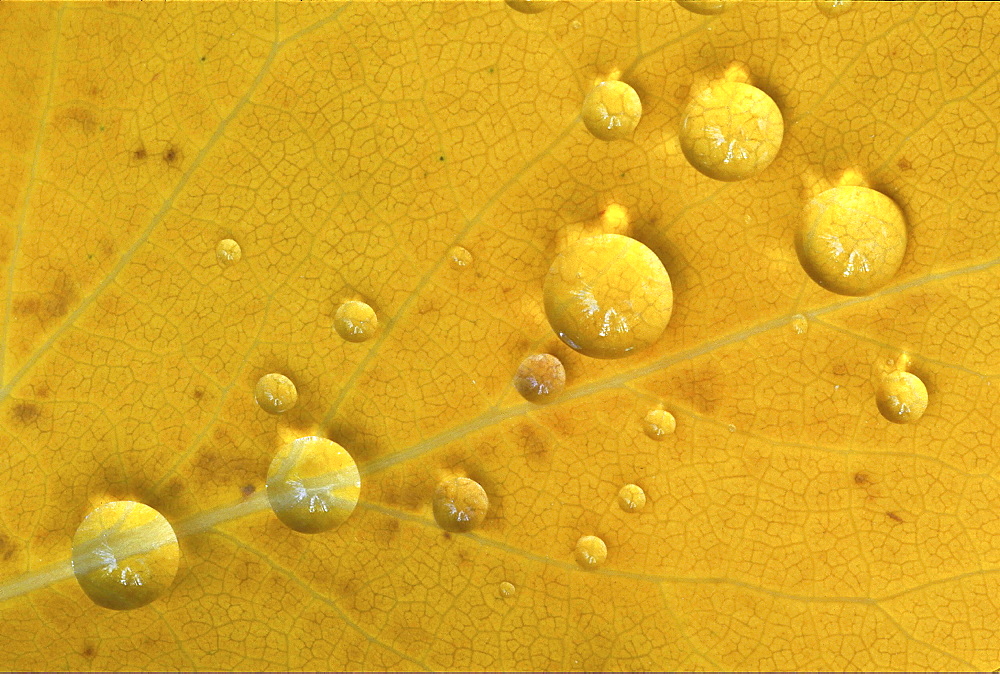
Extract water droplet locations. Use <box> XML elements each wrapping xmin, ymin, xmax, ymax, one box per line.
<box><xmin>791</xmin><ymin>314</ymin><xmax>808</xmax><ymax>335</ymax></box>
<box><xmin>216</xmin><ymin>238</ymin><xmax>242</xmax><ymax>266</ymax></box>
<box><xmin>543</xmin><ymin>234</ymin><xmax>673</xmax><ymax>359</ymax></box>
<box><xmin>499</xmin><ymin>581</ymin><xmax>516</xmax><ymax>598</ymax></box>
<box><xmin>505</xmin><ymin>0</ymin><xmax>550</xmax><ymax>13</ymax></box>
<box><xmin>876</xmin><ymin>371</ymin><xmax>928</xmax><ymax>424</ymax></box>
<box><xmin>334</xmin><ymin>300</ymin><xmax>378</xmax><ymax>343</ymax></box>
<box><xmin>617</xmin><ymin>484</ymin><xmax>646</xmax><ymax>513</ymax></box>
<box><xmin>581</xmin><ymin>80</ymin><xmax>642</xmax><ymax>142</ymax></box>
<box><xmin>796</xmin><ymin>185</ymin><xmax>907</xmax><ymax>296</ymax></box>
<box><xmin>255</xmin><ymin>372</ymin><xmax>298</xmax><ymax>415</ymax></box>
<box><xmin>448</xmin><ymin>245</ymin><xmax>473</xmax><ymax>270</ymax></box>
<box><xmin>513</xmin><ymin>353</ymin><xmax>566</xmax><ymax>403</ymax></box>
<box><xmin>815</xmin><ymin>0</ymin><xmax>853</xmax><ymax>16</ymax></box>
<box><xmin>571</xmin><ymin>20</ymin><xmax>582</xmax><ymax>30</ymax></box>
<box><xmin>676</xmin><ymin>0</ymin><xmax>727</xmax><ymax>14</ymax></box>
<box><xmin>642</xmin><ymin>408</ymin><xmax>676</xmax><ymax>440</ymax></box>
<box><xmin>574</xmin><ymin>535</ymin><xmax>607</xmax><ymax>570</ymax></box>
<box><xmin>266</xmin><ymin>436</ymin><xmax>361</xmax><ymax>533</ymax></box>
<box><xmin>679</xmin><ymin>80</ymin><xmax>783</xmax><ymax>181</ymax></box>
<box><xmin>71</xmin><ymin>501</ymin><xmax>179</xmax><ymax>611</ymax></box>
<box><xmin>433</xmin><ymin>476</ymin><xmax>489</xmax><ymax>533</ymax></box>
<box><xmin>728</xmin><ymin>424</ymin><xmax>736</xmax><ymax>432</ymax></box>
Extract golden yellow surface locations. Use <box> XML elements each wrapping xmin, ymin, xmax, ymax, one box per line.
<box><xmin>0</xmin><ymin>1</ymin><xmax>999</xmax><ymax>670</ymax></box>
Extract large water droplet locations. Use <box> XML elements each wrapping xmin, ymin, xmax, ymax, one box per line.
<box><xmin>815</xmin><ymin>0</ymin><xmax>853</xmax><ymax>16</ymax></box>
<box><xmin>643</xmin><ymin>408</ymin><xmax>676</xmax><ymax>440</ymax></box>
<box><xmin>791</xmin><ymin>314</ymin><xmax>808</xmax><ymax>335</ymax></box>
<box><xmin>255</xmin><ymin>373</ymin><xmax>298</xmax><ymax>415</ymax></box>
<box><xmin>216</xmin><ymin>238</ymin><xmax>242</xmax><ymax>266</ymax></box>
<box><xmin>680</xmin><ymin>80</ymin><xmax>783</xmax><ymax>181</ymax></box>
<box><xmin>876</xmin><ymin>370</ymin><xmax>928</xmax><ymax>424</ymax></box>
<box><xmin>334</xmin><ymin>300</ymin><xmax>378</xmax><ymax>343</ymax></box>
<box><xmin>433</xmin><ymin>476</ymin><xmax>489</xmax><ymax>533</ymax></box>
<box><xmin>574</xmin><ymin>535</ymin><xmax>608</xmax><ymax>570</ymax></box>
<box><xmin>513</xmin><ymin>353</ymin><xmax>566</xmax><ymax>403</ymax></box>
<box><xmin>266</xmin><ymin>436</ymin><xmax>361</xmax><ymax>533</ymax></box>
<box><xmin>543</xmin><ymin>234</ymin><xmax>673</xmax><ymax>359</ymax></box>
<box><xmin>676</xmin><ymin>0</ymin><xmax>727</xmax><ymax>14</ymax></box>
<box><xmin>71</xmin><ymin>501</ymin><xmax>179</xmax><ymax>611</ymax></box>
<box><xmin>505</xmin><ymin>0</ymin><xmax>550</xmax><ymax>13</ymax></box>
<box><xmin>617</xmin><ymin>484</ymin><xmax>647</xmax><ymax>513</ymax></box>
<box><xmin>581</xmin><ymin>80</ymin><xmax>642</xmax><ymax>142</ymax></box>
<box><xmin>796</xmin><ymin>185</ymin><xmax>907</xmax><ymax>296</ymax></box>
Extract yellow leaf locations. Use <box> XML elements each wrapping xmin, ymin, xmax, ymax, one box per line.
<box><xmin>1</xmin><ymin>1</ymin><xmax>999</xmax><ymax>670</ymax></box>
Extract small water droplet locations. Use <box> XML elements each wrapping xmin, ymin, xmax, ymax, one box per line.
<box><xmin>876</xmin><ymin>370</ymin><xmax>928</xmax><ymax>424</ymax></box>
<box><xmin>216</xmin><ymin>238</ymin><xmax>242</xmax><ymax>266</ymax></box>
<box><xmin>499</xmin><ymin>581</ymin><xmax>516</xmax><ymax>598</ymax></box>
<box><xmin>505</xmin><ymin>0</ymin><xmax>550</xmax><ymax>13</ymax></box>
<box><xmin>642</xmin><ymin>408</ymin><xmax>676</xmax><ymax>440</ymax></box>
<box><xmin>791</xmin><ymin>314</ymin><xmax>808</xmax><ymax>335</ymax></box>
<box><xmin>544</xmin><ymin>234</ymin><xmax>673</xmax><ymax>359</ymax></box>
<box><xmin>448</xmin><ymin>245</ymin><xmax>473</xmax><ymax>270</ymax></box>
<box><xmin>255</xmin><ymin>372</ymin><xmax>298</xmax><ymax>415</ymax></box>
<box><xmin>581</xmin><ymin>80</ymin><xmax>642</xmax><ymax>142</ymax></box>
<box><xmin>574</xmin><ymin>535</ymin><xmax>607</xmax><ymax>570</ymax></box>
<box><xmin>571</xmin><ymin>19</ymin><xmax>582</xmax><ymax>29</ymax></box>
<box><xmin>266</xmin><ymin>436</ymin><xmax>361</xmax><ymax>533</ymax></box>
<box><xmin>796</xmin><ymin>186</ymin><xmax>907</xmax><ymax>296</ymax></box>
<box><xmin>728</xmin><ymin>424</ymin><xmax>736</xmax><ymax>432</ymax></box>
<box><xmin>334</xmin><ymin>300</ymin><xmax>378</xmax><ymax>343</ymax></box>
<box><xmin>71</xmin><ymin>501</ymin><xmax>179</xmax><ymax>611</ymax></box>
<box><xmin>679</xmin><ymin>79</ymin><xmax>783</xmax><ymax>181</ymax></box>
<box><xmin>513</xmin><ymin>353</ymin><xmax>566</xmax><ymax>403</ymax></box>
<box><xmin>617</xmin><ymin>484</ymin><xmax>646</xmax><ymax>513</ymax></box>
<box><xmin>815</xmin><ymin>0</ymin><xmax>853</xmax><ymax>16</ymax></box>
<box><xmin>433</xmin><ymin>476</ymin><xmax>489</xmax><ymax>533</ymax></box>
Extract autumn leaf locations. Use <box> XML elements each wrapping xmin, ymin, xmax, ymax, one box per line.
<box><xmin>1</xmin><ymin>1</ymin><xmax>999</xmax><ymax>670</ymax></box>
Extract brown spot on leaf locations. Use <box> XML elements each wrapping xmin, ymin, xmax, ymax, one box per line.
<box><xmin>0</xmin><ymin>533</ymin><xmax>15</xmax><ymax>561</ymax></box>
<box><xmin>193</xmin><ymin>386</ymin><xmax>205</xmax><ymax>400</ymax></box>
<box><xmin>13</xmin><ymin>272</ymin><xmax>78</xmax><ymax>324</ymax></box>
<box><xmin>81</xmin><ymin>643</ymin><xmax>96</xmax><ymax>659</ymax></box>
<box><xmin>241</xmin><ymin>484</ymin><xmax>255</xmax><ymax>498</ymax></box>
<box><xmin>854</xmin><ymin>472</ymin><xmax>870</xmax><ymax>486</ymax></box>
<box><xmin>10</xmin><ymin>402</ymin><xmax>40</xmax><ymax>425</ymax></box>
<box><xmin>886</xmin><ymin>511</ymin><xmax>903</xmax><ymax>523</ymax></box>
<box><xmin>134</xmin><ymin>146</ymin><xmax>147</xmax><ymax>160</ymax></box>
<box><xmin>163</xmin><ymin>145</ymin><xmax>180</xmax><ymax>164</ymax></box>
<box><xmin>60</xmin><ymin>106</ymin><xmax>98</xmax><ymax>135</ymax></box>
<box><xmin>897</xmin><ymin>157</ymin><xmax>912</xmax><ymax>171</ymax></box>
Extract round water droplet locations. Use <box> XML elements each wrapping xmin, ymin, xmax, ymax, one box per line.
<box><xmin>448</xmin><ymin>245</ymin><xmax>473</xmax><ymax>270</ymax></box>
<box><xmin>71</xmin><ymin>501</ymin><xmax>179</xmax><ymax>611</ymax></box>
<box><xmin>876</xmin><ymin>371</ymin><xmax>928</xmax><ymax>424</ymax></box>
<box><xmin>791</xmin><ymin>314</ymin><xmax>808</xmax><ymax>335</ymax></box>
<box><xmin>216</xmin><ymin>238</ymin><xmax>242</xmax><ymax>266</ymax></box>
<box><xmin>255</xmin><ymin>372</ymin><xmax>298</xmax><ymax>415</ymax></box>
<box><xmin>676</xmin><ymin>0</ymin><xmax>727</xmax><ymax>14</ymax></box>
<box><xmin>727</xmin><ymin>424</ymin><xmax>736</xmax><ymax>433</ymax></box>
<box><xmin>543</xmin><ymin>234</ymin><xmax>673</xmax><ymax>359</ymax></box>
<box><xmin>643</xmin><ymin>408</ymin><xmax>676</xmax><ymax>440</ymax></box>
<box><xmin>499</xmin><ymin>581</ymin><xmax>516</xmax><ymax>598</ymax></box>
<box><xmin>334</xmin><ymin>300</ymin><xmax>378</xmax><ymax>343</ymax></box>
<box><xmin>796</xmin><ymin>185</ymin><xmax>907</xmax><ymax>296</ymax></box>
<box><xmin>581</xmin><ymin>80</ymin><xmax>642</xmax><ymax>142</ymax></box>
<box><xmin>680</xmin><ymin>80</ymin><xmax>784</xmax><ymax>181</ymax></box>
<box><xmin>617</xmin><ymin>484</ymin><xmax>646</xmax><ymax>513</ymax></box>
<box><xmin>505</xmin><ymin>0</ymin><xmax>550</xmax><ymax>13</ymax></box>
<box><xmin>574</xmin><ymin>535</ymin><xmax>607</xmax><ymax>570</ymax></box>
<box><xmin>815</xmin><ymin>0</ymin><xmax>853</xmax><ymax>16</ymax></box>
<box><xmin>433</xmin><ymin>476</ymin><xmax>489</xmax><ymax>533</ymax></box>
<box><xmin>513</xmin><ymin>353</ymin><xmax>566</xmax><ymax>403</ymax></box>
<box><xmin>266</xmin><ymin>436</ymin><xmax>361</xmax><ymax>533</ymax></box>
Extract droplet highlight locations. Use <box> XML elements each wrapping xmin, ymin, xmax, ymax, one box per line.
<box><xmin>71</xmin><ymin>501</ymin><xmax>179</xmax><ymax>611</ymax></box>
<box><xmin>255</xmin><ymin>372</ymin><xmax>298</xmax><ymax>415</ymax></box>
<box><xmin>791</xmin><ymin>314</ymin><xmax>808</xmax><ymax>335</ymax></box>
<box><xmin>581</xmin><ymin>80</ymin><xmax>642</xmax><ymax>142</ymax></box>
<box><xmin>513</xmin><ymin>353</ymin><xmax>566</xmax><ymax>403</ymax></box>
<box><xmin>433</xmin><ymin>476</ymin><xmax>489</xmax><ymax>533</ymax></box>
<box><xmin>266</xmin><ymin>436</ymin><xmax>361</xmax><ymax>533</ymax></box>
<box><xmin>676</xmin><ymin>0</ymin><xmax>727</xmax><ymax>14</ymax></box>
<box><xmin>334</xmin><ymin>300</ymin><xmax>378</xmax><ymax>343</ymax></box>
<box><xmin>448</xmin><ymin>245</ymin><xmax>473</xmax><ymax>270</ymax></box>
<box><xmin>815</xmin><ymin>0</ymin><xmax>853</xmax><ymax>16</ymax></box>
<box><xmin>876</xmin><ymin>370</ymin><xmax>928</xmax><ymax>424</ymax></box>
<box><xmin>680</xmin><ymin>79</ymin><xmax>784</xmax><ymax>181</ymax></box>
<box><xmin>543</xmin><ymin>233</ymin><xmax>673</xmax><ymax>359</ymax></box>
<box><xmin>617</xmin><ymin>484</ymin><xmax>646</xmax><ymax>513</ymax></box>
<box><xmin>216</xmin><ymin>238</ymin><xmax>242</xmax><ymax>266</ymax></box>
<box><xmin>642</xmin><ymin>408</ymin><xmax>676</xmax><ymax>440</ymax></box>
<box><xmin>499</xmin><ymin>581</ymin><xmax>516</xmax><ymax>598</ymax></box>
<box><xmin>574</xmin><ymin>535</ymin><xmax>608</xmax><ymax>570</ymax></box>
<box><xmin>796</xmin><ymin>185</ymin><xmax>907</xmax><ymax>296</ymax></box>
